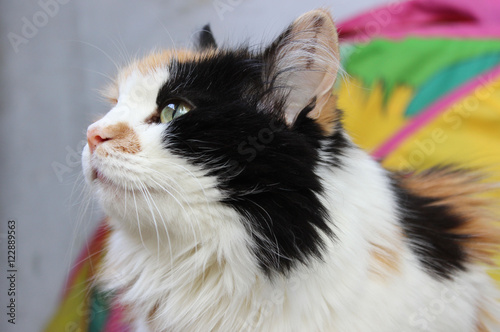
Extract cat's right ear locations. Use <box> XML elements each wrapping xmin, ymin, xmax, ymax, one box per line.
<box><xmin>196</xmin><ymin>24</ymin><xmax>217</xmax><ymax>50</ymax></box>
<box><xmin>263</xmin><ymin>9</ymin><xmax>340</xmax><ymax>133</ymax></box>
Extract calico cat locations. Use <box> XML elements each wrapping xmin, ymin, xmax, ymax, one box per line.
<box><xmin>82</xmin><ymin>9</ymin><xmax>500</xmax><ymax>332</ymax></box>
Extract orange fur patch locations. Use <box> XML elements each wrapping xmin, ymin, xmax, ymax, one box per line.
<box><xmin>368</xmin><ymin>232</ymin><xmax>403</xmax><ymax>279</ymax></box>
<box><xmin>398</xmin><ymin>168</ymin><xmax>500</xmax><ymax>266</ymax></box>
<box><xmin>476</xmin><ymin>304</ymin><xmax>499</xmax><ymax>332</ymax></box>
<box><xmin>477</xmin><ymin>321</ymin><xmax>488</xmax><ymax>332</ymax></box>
<box><xmin>134</xmin><ymin>49</ymin><xmax>196</xmax><ymax>75</ymax></box>
<box><xmin>314</xmin><ymin>94</ymin><xmax>339</xmax><ymax>135</ymax></box>
<box><xmin>147</xmin><ymin>302</ymin><xmax>160</xmax><ymax>326</ymax></box>
<box><xmin>96</xmin><ymin>122</ymin><xmax>141</xmax><ymax>155</ymax></box>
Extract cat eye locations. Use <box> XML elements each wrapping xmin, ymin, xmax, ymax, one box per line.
<box><xmin>160</xmin><ymin>100</ymin><xmax>192</xmax><ymax>123</ymax></box>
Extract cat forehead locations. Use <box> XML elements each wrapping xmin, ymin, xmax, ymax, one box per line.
<box><xmin>123</xmin><ymin>49</ymin><xmax>196</xmax><ymax>78</ymax></box>
<box><xmin>104</xmin><ymin>49</ymin><xmax>214</xmax><ymax>103</ymax></box>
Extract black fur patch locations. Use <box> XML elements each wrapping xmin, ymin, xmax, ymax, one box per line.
<box><xmin>393</xmin><ymin>179</ymin><xmax>468</xmax><ymax>279</ymax></box>
<box><xmin>157</xmin><ymin>50</ymin><xmax>265</xmax><ymax>112</ymax></box>
<box><xmin>321</xmin><ymin>111</ymin><xmax>351</xmax><ymax>168</ymax></box>
<box><xmin>157</xmin><ymin>50</ymin><xmax>349</xmax><ymax>275</ymax></box>
<box><xmin>196</xmin><ymin>24</ymin><xmax>217</xmax><ymax>50</ymax></box>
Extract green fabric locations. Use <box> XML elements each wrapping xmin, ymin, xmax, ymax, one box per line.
<box><xmin>88</xmin><ymin>288</ymin><xmax>111</xmax><ymax>332</ymax></box>
<box><xmin>340</xmin><ymin>43</ymin><xmax>358</xmax><ymax>67</ymax></box>
<box><xmin>344</xmin><ymin>38</ymin><xmax>500</xmax><ymax>100</ymax></box>
<box><xmin>405</xmin><ymin>52</ymin><xmax>500</xmax><ymax>116</ymax></box>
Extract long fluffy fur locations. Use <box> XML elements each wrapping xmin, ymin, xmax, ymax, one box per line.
<box><xmin>82</xmin><ymin>9</ymin><xmax>500</xmax><ymax>332</ymax></box>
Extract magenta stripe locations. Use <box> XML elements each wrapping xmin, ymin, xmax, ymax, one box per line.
<box><xmin>338</xmin><ymin>0</ymin><xmax>500</xmax><ymax>42</ymax></box>
<box><xmin>105</xmin><ymin>301</ymin><xmax>130</xmax><ymax>332</ymax></box>
<box><xmin>372</xmin><ymin>64</ymin><xmax>500</xmax><ymax>160</ymax></box>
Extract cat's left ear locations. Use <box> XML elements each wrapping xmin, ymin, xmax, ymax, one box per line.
<box><xmin>196</xmin><ymin>24</ymin><xmax>217</xmax><ymax>50</ymax></box>
<box><xmin>263</xmin><ymin>9</ymin><xmax>340</xmax><ymax>130</ymax></box>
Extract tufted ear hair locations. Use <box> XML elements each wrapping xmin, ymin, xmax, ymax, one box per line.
<box><xmin>263</xmin><ymin>9</ymin><xmax>340</xmax><ymax>128</ymax></box>
<box><xmin>196</xmin><ymin>24</ymin><xmax>217</xmax><ymax>50</ymax></box>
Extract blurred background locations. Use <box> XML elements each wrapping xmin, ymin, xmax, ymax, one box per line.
<box><xmin>0</xmin><ymin>0</ymin><xmax>391</xmax><ymax>331</ymax></box>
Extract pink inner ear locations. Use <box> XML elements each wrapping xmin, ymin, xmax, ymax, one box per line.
<box><xmin>269</xmin><ymin>9</ymin><xmax>340</xmax><ymax>125</ymax></box>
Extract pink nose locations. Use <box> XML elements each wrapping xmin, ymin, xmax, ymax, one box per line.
<box><xmin>87</xmin><ymin>126</ymin><xmax>110</xmax><ymax>154</ymax></box>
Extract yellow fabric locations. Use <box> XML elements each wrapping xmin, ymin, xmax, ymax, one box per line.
<box><xmin>337</xmin><ymin>77</ymin><xmax>414</xmax><ymax>153</ymax></box>
<box><xmin>44</xmin><ymin>263</ymin><xmax>91</xmax><ymax>332</ymax></box>
<box><xmin>382</xmin><ymin>77</ymin><xmax>500</xmax><ymax>183</ymax></box>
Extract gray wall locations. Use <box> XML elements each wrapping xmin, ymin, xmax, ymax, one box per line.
<box><xmin>0</xmin><ymin>0</ymin><xmax>389</xmax><ymax>331</ymax></box>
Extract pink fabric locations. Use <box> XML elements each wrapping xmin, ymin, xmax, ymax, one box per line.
<box><xmin>338</xmin><ymin>0</ymin><xmax>500</xmax><ymax>42</ymax></box>
<box><xmin>372</xmin><ymin>63</ymin><xmax>500</xmax><ymax>159</ymax></box>
<box><xmin>104</xmin><ymin>301</ymin><xmax>130</xmax><ymax>332</ymax></box>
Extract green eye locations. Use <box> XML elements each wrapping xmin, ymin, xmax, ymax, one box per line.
<box><xmin>160</xmin><ymin>100</ymin><xmax>192</xmax><ymax>123</ymax></box>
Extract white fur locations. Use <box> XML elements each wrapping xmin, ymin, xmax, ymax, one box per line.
<box><xmin>82</xmin><ymin>67</ymin><xmax>500</xmax><ymax>331</ymax></box>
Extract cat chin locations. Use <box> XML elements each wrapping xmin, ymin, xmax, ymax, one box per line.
<box><xmin>94</xmin><ymin>183</ymin><xmax>202</xmax><ymax>235</ymax></box>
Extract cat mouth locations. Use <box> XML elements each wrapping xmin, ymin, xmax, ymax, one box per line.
<box><xmin>90</xmin><ymin>167</ymin><xmax>132</xmax><ymax>191</ymax></box>
<box><xmin>91</xmin><ymin>167</ymin><xmax>111</xmax><ymax>184</ymax></box>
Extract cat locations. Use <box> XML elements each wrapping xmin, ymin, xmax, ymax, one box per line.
<box><xmin>81</xmin><ymin>8</ymin><xmax>500</xmax><ymax>332</ymax></box>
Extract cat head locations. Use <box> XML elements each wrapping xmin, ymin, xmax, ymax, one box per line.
<box><xmin>82</xmin><ymin>9</ymin><xmax>346</xmax><ymax>275</ymax></box>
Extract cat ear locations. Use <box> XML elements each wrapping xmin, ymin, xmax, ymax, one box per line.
<box><xmin>263</xmin><ymin>9</ymin><xmax>340</xmax><ymax>128</ymax></box>
<box><xmin>196</xmin><ymin>24</ymin><xmax>217</xmax><ymax>50</ymax></box>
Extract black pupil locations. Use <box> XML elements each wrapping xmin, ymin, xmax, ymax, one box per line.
<box><xmin>169</xmin><ymin>103</ymin><xmax>178</xmax><ymax>116</ymax></box>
